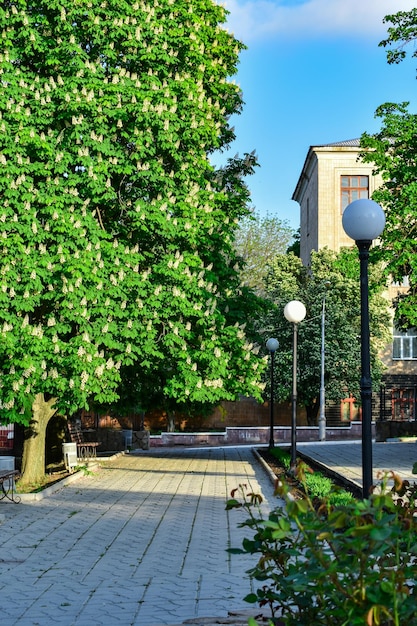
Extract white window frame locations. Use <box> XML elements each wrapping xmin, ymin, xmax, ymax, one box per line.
<box><xmin>341</xmin><ymin>175</ymin><xmax>369</xmax><ymax>212</ymax></box>
<box><xmin>393</xmin><ymin>327</ymin><xmax>417</xmax><ymax>360</ymax></box>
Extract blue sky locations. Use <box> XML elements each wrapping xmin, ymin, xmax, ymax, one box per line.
<box><xmin>215</xmin><ymin>0</ymin><xmax>417</xmax><ymax>231</ymax></box>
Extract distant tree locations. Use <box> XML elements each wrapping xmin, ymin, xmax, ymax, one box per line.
<box><xmin>286</xmin><ymin>228</ymin><xmax>300</xmax><ymax>257</ymax></box>
<box><xmin>360</xmin><ymin>7</ymin><xmax>417</xmax><ymax>328</ymax></box>
<box><xmin>233</xmin><ymin>213</ymin><xmax>295</xmax><ymax>294</ymax></box>
<box><xmin>261</xmin><ymin>249</ymin><xmax>390</xmax><ymax>425</ymax></box>
<box><xmin>0</xmin><ymin>0</ymin><xmax>265</xmax><ymax>485</ymax></box>
<box><xmin>104</xmin><ymin>365</ymin><xmax>217</xmax><ymax>432</ymax></box>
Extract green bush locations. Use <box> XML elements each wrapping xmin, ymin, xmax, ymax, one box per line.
<box><xmin>268</xmin><ymin>446</ymin><xmax>355</xmax><ymax>506</ymax></box>
<box><xmin>227</xmin><ymin>466</ymin><xmax>417</xmax><ymax>626</ymax></box>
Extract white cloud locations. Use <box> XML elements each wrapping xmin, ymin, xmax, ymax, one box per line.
<box><xmin>223</xmin><ymin>0</ymin><xmax>417</xmax><ymax>42</ymax></box>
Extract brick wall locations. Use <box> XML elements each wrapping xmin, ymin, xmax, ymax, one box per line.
<box><xmin>81</xmin><ymin>397</ymin><xmax>308</xmax><ymax>432</ymax></box>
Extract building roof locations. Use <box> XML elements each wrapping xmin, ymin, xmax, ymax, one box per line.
<box><xmin>292</xmin><ymin>139</ymin><xmax>362</xmax><ymax>202</ymax></box>
<box><xmin>322</xmin><ymin>138</ymin><xmax>361</xmax><ymax>147</ymax></box>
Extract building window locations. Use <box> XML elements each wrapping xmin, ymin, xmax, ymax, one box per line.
<box><xmin>341</xmin><ymin>175</ymin><xmax>369</xmax><ymax>211</ymax></box>
<box><xmin>0</xmin><ymin>424</ymin><xmax>14</xmax><ymax>449</ymax></box>
<box><xmin>391</xmin><ymin>388</ymin><xmax>415</xmax><ymax>421</ymax></box>
<box><xmin>393</xmin><ymin>328</ymin><xmax>417</xmax><ymax>360</ymax></box>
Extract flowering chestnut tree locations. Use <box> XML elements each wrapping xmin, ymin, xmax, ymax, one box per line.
<box><xmin>0</xmin><ymin>0</ymin><xmax>265</xmax><ymax>484</ymax></box>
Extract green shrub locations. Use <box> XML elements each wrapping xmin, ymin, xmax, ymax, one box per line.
<box><xmin>227</xmin><ymin>466</ymin><xmax>417</xmax><ymax>626</ymax></box>
<box><xmin>269</xmin><ymin>446</ymin><xmax>291</xmax><ymax>470</ymax></box>
<box><xmin>268</xmin><ymin>446</ymin><xmax>355</xmax><ymax>506</ymax></box>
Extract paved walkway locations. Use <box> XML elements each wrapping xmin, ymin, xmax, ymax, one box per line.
<box><xmin>298</xmin><ymin>439</ymin><xmax>417</xmax><ymax>491</ymax></box>
<box><xmin>0</xmin><ymin>447</ymin><xmax>276</xmax><ymax>626</ymax></box>
<box><xmin>1</xmin><ymin>441</ymin><xmax>416</xmax><ymax>626</ymax></box>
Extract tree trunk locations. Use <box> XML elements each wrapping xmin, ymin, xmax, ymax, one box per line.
<box><xmin>167</xmin><ymin>411</ymin><xmax>175</xmax><ymax>432</ymax></box>
<box><xmin>306</xmin><ymin>400</ymin><xmax>320</xmax><ymax>427</ymax></box>
<box><xmin>19</xmin><ymin>393</ymin><xmax>58</xmax><ymax>488</ymax></box>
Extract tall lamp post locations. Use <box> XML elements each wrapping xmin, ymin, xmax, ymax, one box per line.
<box><xmin>342</xmin><ymin>198</ymin><xmax>385</xmax><ymax>499</ymax></box>
<box><xmin>284</xmin><ymin>300</ymin><xmax>307</xmax><ymax>468</ymax></box>
<box><xmin>266</xmin><ymin>338</ymin><xmax>279</xmax><ymax>449</ymax></box>
<box><xmin>318</xmin><ymin>281</ymin><xmax>331</xmax><ymax>441</ymax></box>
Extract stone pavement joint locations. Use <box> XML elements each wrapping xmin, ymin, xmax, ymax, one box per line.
<box><xmin>297</xmin><ymin>440</ymin><xmax>417</xmax><ymax>492</ymax></box>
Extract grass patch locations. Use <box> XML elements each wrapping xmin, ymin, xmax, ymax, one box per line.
<box><xmin>268</xmin><ymin>446</ymin><xmax>355</xmax><ymax>505</ymax></box>
<box><xmin>16</xmin><ymin>471</ymin><xmax>69</xmax><ymax>493</ymax></box>
<box><xmin>16</xmin><ymin>461</ymin><xmax>74</xmax><ymax>493</ymax></box>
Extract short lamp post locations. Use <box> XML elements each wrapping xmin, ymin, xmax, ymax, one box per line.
<box><xmin>266</xmin><ymin>338</ymin><xmax>279</xmax><ymax>449</ymax></box>
<box><xmin>284</xmin><ymin>300</ymin><xmax>306</xmax><ymax>468</ymax></box>
<box><xmin>342</xmin><ymin>198</ymin><xmax>385</xmax><ymax>499</ymax></box>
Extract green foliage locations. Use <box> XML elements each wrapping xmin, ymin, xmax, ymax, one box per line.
<box><xmin>361</xmin><ymin>102</ymin><xmax>417</xmax><ymax>329</ymax></box>
<box><xmin>227</xmin><ymin>472</ymin><xmax>417</xmax><ymax>626</ymax></box>
<box><xmin>269</xmin><ymin>446</ymin><xmax>291</xmax><ymax>470</ymax></box>
<box><xmin>379</xmin><ymin>9</ymin><xmax>417</xmax><ymax>65</ymax></box>
<box><xmin>0</xmin><ymin>0</ymin><xmax>266</xmax><ymax>425</ymax></box>
<box><xmin>74</xmin><ymin>465</ymin><xmax>93</xmax><ymax>476</ymax></box>
<box><xmin>269</xmin><ymin>447</ymin><xmax>354</xmax><ymax>506</ymax></box>
<box><xmin>359</xmin><ymin>7</ymin><xmax>417</xmax><ymax>329</ymax></box>
<box><xmin>260</xmin><ymin>249</ymin><xmax>390</xmax><ymax>424</ymax></box>
<box><xmin>233</xmin><ymin>212</ymin><xmax>295</xmax><ymax>295</ymax></box>
<box><xmin>286</xmin><ymin>228</ymin><xmax>300</xmax><ymax>257</ymax></box>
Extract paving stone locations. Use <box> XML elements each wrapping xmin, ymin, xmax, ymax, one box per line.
<box><xmin>0</xmin><ymin>442</ymin><xmax>410</xmax><ymax>625</ymax></box>
<box><xmin>0</xmin><ymin>448</ymin><xmax>277</xmax><ymax>625</ymax></box>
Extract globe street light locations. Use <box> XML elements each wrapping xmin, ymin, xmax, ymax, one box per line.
<box><xmin>342</xmin><ymin>198</ymin><xmax>385</xmax><ymax>498</ymax></box>
<box><xmin>284</xmin><ymin>300</ymin><xmax>307</xmax><ymax>468</ymax></box>
<box><xmin>266</xmin><ymin>338</ymin><xmax>279</xmax><ymax>449</ymax></box>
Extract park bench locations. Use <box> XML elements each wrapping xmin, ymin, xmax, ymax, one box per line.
<box><xmin>67</xmin><ymin>422</ymin><xmax>101</xmax><ymax>461</ymax></box>
<box><xmin>0</xmin><ymin>469</ymin><xmax>20</xmax><ymax>503</ymax></box>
